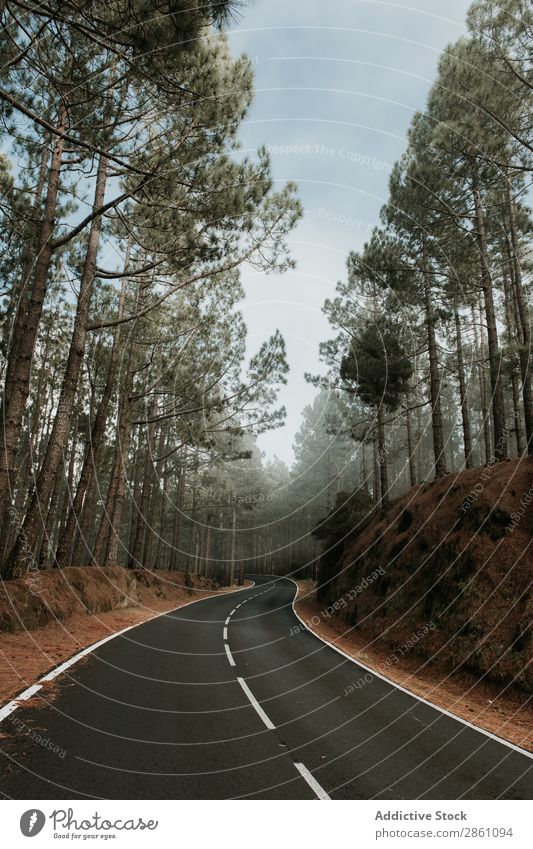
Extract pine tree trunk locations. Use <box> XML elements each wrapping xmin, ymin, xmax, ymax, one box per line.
<box><xmin>154</xmin><ymin>460</ymin><xmax>168</xmax><ymax>570</ymax></box>
<box><xmin>38</xmin><ymin>458</ymin><xmax>64</xmax><ymax>569</ymax></box>
<box><xmin>415</xmin><ymin>379</ymin><xmax>424</xmax><ymax>479</ymax></box>
<box><xmin>170</xmin><ymin>452</ymin><xmax>186</xmax><ymax>570</ymax></box>
<box><xmin>56</xmin><ymin>252</ymin><xmax>130</xmax><ymax>567</ymax></box>
<box><xmin>44</xmin><ymin>413</ymin><xmax>79</xmax><ymax>568</ymax></box>
<box><xmin>142</xmin><ymin>427</ymin><xmax>165</xmax><ymax>569</ymax></box>
<box><xmin>361</xmin><ymin>438</ymin><xmax>368</xmax><ymax>487</ymax></box>
<box><xmin>0</xmin><ymin>317</ymin><xmax>56</xmax><ymax>557</ymax></box>
<box><xmin>203</xmin><ymin>520</ymin><xmax>212</xmax><ymax>579</ymax></box>
<box><xmin>229</xmin><ymin>507</ymin><xmax>236</xmax><ymax>586</ymax></box>
<box><xmin>0</xmin><ymin>103</ymin><xmax>68</xmax><ymax>545</ymax></box>
<box><xmin>192</xmin><ymin>526</ymin><xmax>200</xmax><ymax>575</ymax></box>
<box><xmin>142</xmin><ymin>478</ymin><xmax>157</xmax><ymax>569</ymax></box>
<box><xmin>125</xmin><ymin>429</ymin><xmax>143</xmax><ymax>566</ymax></box>
<box><xmin>454</xmin><ymin>304</ymin><xmax>473</xmax><ymax>468</ymax></box>
<box><xmin>473</xmin><ymin>180</ymin><xmax>508</xmax><ymax>461</ymax></box>
<box><xmin>2</xmin><ymin>142</ymin><xmax>49</xmax><ymax>360</ymax></box>
<box><xmin>472</xmin><ymin>303</ymin><xmax>492</xmax><ymax>464</ymax></box>
<box><xmin>129</xmin><ymin>404</ymin><xmax>157</xmax><ymax>568</ymax></box>
<box><xmin>104</xmin><ymin>402</ymin><xmax>134</xmax><ymax>569</ymax></box>
<box><xmin>3</xmin><ymin>151</ymin><xmax>108</xmax><ymax>579</ymax></box>
<box><xmin>405</xmin><ymin>400</ymin><xmax>417</xmax><ymax>487</ymax></box>
<box><xmin>376</xmin><ymin>403</ymin><xmax>388</xmax><ymax>505</ymax></box>
<box><xmin>372</xmin><ymin>429</ymin><xmax>381</xmax><ymax>503</ymax></box>
<box><xmin>95</xmin><ymin>368</ymin><xmax>135</xmax><ymax>570</ymax></box>
<box><xmin>424</xmin><ymin>277</ymin><xmax>448</xmax><ymax>477</ymax></box>
<box><xmin>510</xmin><ymin>364</ymin><xmax>525</xmax><ymax>456</ymax></box>
<box><xmin>97</xmin><ymin>267</ymin><xmax>144</xmax><ymax>570</ymax></box>
<box><xmin>507</xmin><ymin>186</ymin><xmax>533</xmax><ymax>451</ymax></box>
<box><xmin>502</xmin><ymin>259</ymin><xmax>525</xmax><ymax>455</ymax></box>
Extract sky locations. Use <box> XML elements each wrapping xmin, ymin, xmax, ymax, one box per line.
<box><xmin>225</xmin><ymin>0</ymin><xmax>472</xmax><ymax>464</ymax></box>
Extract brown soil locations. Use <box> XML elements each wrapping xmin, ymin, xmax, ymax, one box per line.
<box><xmin>0</xmin><ymin>567</ymin><xmax>251</xmax><ymax>705</ymax></box>
<box><xmin>295</xmin><ymin>580</ymin><xmax>533</xmax><ymax>753</ymax></box>
<box><xmin>318</xmin><ymin>457</ymin><xmax>533</xmax><ymax>695</ymax></box>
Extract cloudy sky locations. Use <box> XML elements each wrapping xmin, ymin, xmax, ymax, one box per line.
<box><xmin>225</xmin><ymin>0</ymin><xmax>472</xmax><ymax>464</ymax></box>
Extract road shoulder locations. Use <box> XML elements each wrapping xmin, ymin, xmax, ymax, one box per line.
<box><xmin>293</xmin><ymin>579</ymin><xmax>533</xmax><ymax>754</ymax></box>
<box><xmin>0</xmin><ymin>577</ymin><xmax>253</xmax><ymax>707</ymax></box>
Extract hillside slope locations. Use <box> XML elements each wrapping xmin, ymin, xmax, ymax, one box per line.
<box><xmin>0</xmin><ymin>567</ymin><xmax>247</xmax><ymax>704</ymax></box>
<box><xmin>318</xmin><ymin>458</ymin><xmax>532</xmax><ymax>692</ymax></box>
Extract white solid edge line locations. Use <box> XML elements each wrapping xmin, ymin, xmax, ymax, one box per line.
<box><xmin>224</xmin><ymin>643</ymin><xmax>236</xmax><ymax>667</ymax></box>
<box><xmin>287</xmin><ymin>578</ymin><xmax>533</xmax><ymax>761</ymax></box>
<box><xmin>237</xmin><ymin>676</ymin><xmax>275</xmax><ymax>730</ymax></box>
<box><xmin>0</xmin><ymin>580</ymin><xmax>255</xmax><ymax>724</ymax></box>
<box><xmin>0</xmin><ymin>684</ymin><xmax>43</xmax><ymax>722</ymax></box>
<box><xmin>294</xmin><ymin>761</ymin><xmax>331</xmax><ymax>800</ymax></box>
<box><xmin>223</xmin><ymin>626</ymin><xmax>228</xmax><ymax>640</ymax></box>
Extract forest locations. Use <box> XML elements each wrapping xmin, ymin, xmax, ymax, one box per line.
<box><xmin>0</xmin><ymin>0</ymin><xmax>531</xmax><ymax>585</ymax></box>
<box><xmin>314</xmin><ymin>1</ymin><xmax>531</xmax><ymax>491</ymax></box>
<box><xmin>0</xmin><ymin>0</ymin><xmax>302</xmax><ymax>581</ymax></box>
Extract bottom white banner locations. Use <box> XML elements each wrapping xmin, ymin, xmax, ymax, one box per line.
<box><xmin>0</xmin><ymin>799</ymin><xmax>530</xmax><ymax>848</ymax></box>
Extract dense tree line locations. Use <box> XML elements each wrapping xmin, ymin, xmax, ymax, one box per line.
<box><xmin>150</xmin><ymin>390</ymin><xmax>361</xmax><ymax>581</ymax></box>
<box><xmin>312</xmin><ymin>0</ymin><xmax>532</xmax><ymax>509</ymax></box>
<box><xmin>159</xmin><ymin>0</ymin><xmax>532</xmax><ymax>579</ymax></box>
<box><xmin>0</xmin><ymin>0</ymin><xmax>530</xmax><ymax>585</ymax></box>
<box><xmin>0</xmin><ymin>1</ymin><xmax>301</xmax><ymax>579</ymax></box>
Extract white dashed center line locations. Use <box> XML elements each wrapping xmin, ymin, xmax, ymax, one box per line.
<box><xmin>237</xmin><ymin>676</ymin><xmax>275</xmax><ymax>730</ymax></box>
<box><xmin>222</xmin><ymin>584</ymin><xmax>275</xmax><ymax>671</ymax></box>
<box><xmin>224</xmin><ymin>643</ymin><xmax>236</xmax><ymax>667</ymax></box>
<box><xmin>294</xmin><ymin>762</ymin><xmax>331</xmax><ymax>800</ymax></box>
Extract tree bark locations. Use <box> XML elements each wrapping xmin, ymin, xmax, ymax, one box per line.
<box><xmin>203</xmin><ymin>518</ymin><xmax>212</xmax><ymax>579</ymax></box>
<box><xmin>154</xmin><ymin>459</ymin><xmax>168</xmax><ymax>570</ymax></box>
<box><xmin>472</xmin><ymin>303</ymin><xmax>492</xmax><ymax>464</ymax></box>
<box><xmin>56</xmin><ymin>247</ymin><xmax>130</xmax><ymax>567</ymax></box>
<box><xmin>125</xmin><ymin>428</ymin><xmax>143</xmax><ymax>565</ymax></box>
<box><xmin>405</xmin><ymin>401</ymin><xmax>417</xmax><ymax>487</ymax></box>
<box><xmin>93</xmin><ymin>271</ymin><xmax>144</xmax><ymax>568</ymax></box>
<box><xmin>372</xmin><ymin>429</ymin><xmax>381</xmax><ymax>504</ymax></box>
<box><xmin>0</xmin><ymin>102</ymin><xmax>68</xmax><ymax>543</ymax></box>
<box><xmin>129</xmin><ymin>401</ymin><xmax>157</xmax><ymax>568</ymax></box>
<box><xmin>2</xmin><ymin>141</ymin><xmax>49</xmax><ymax>360</ymax></box>
<box><xmin>506</xmin><ymin>185</ymin><xmax>533</xmax><ymax>451</ymax></box>
<box><xmin>3</xmin><ymin>150</ymin><xmax>108</xmax><ymax>579</ymax></box>
<box><xmin>229</xmin><ymin>506</ymin><xmax>236</xmax><ymax>586</ymax></box>
<box><xmin>376</xmin><ymin>403</ymin><xmax>388</xmax><ymax>505</ymax></box>
<box><xmin>38</xmin><ymin>457</ymin><xmax>64</xmax><ymax>569</ymax></box>
<box><xmin>94</xmin><ymin>388</ymin><xmax>133</xmax><ymax>568</ymax></box>
<box><xmin>473</xmin><ymin>179</ymin><xmax>508</xmax><ymax>460</ymax></box>
<box><xmin>424</xmin><ymin>277</ymin><xmax>448</xmax><ymax>477</ymax></box>
<box><xmin>454</xmin><ymin>304</ymin><xmax>473</xmax><ymax>468</ymax></box>
<box><xmin>502</xmin><ymin>258</ymin><xmax>525</xmax><ymax>455</ymax></box>
<box><xmin>142</xmin><ymin>426</ymin><xmax>166</xmax><ymax>569</ymax></box>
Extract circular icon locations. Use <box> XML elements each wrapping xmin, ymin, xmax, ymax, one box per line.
<box><xmin>20</xmin><ymin>810</ymin><xmax>46</xmax><ymax>837</ymax></box>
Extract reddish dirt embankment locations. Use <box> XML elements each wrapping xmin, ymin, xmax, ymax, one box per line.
<box><xmin>295</xmin><ymin>581</ymin><xmax>533</xmax><ymax>753</ymax></box>
<box><xmin>305</xmin><ymin>457</ymin><xmax>533</xmax><ymax>751</ymax></box>
<box><xmin>0</xmin><ymin>567</ymin><xmax>248</xmax><ymax>705</ymax></box>
<box><xmin>319</xmin><ymin>457</ymin><xmax>532</xmax><ymax>694</ymax></box>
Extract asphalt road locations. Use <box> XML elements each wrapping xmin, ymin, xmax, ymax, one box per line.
<box><xmin>1</xmin><ymin>576</ymin><xmax>531</xmax><ymax>799</ymax></box>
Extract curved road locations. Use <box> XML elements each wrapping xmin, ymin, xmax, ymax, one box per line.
<box><xmin>1</xmin><ymin>576</ymin><xmax>531</xmax><ymax>799</ymax></box>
